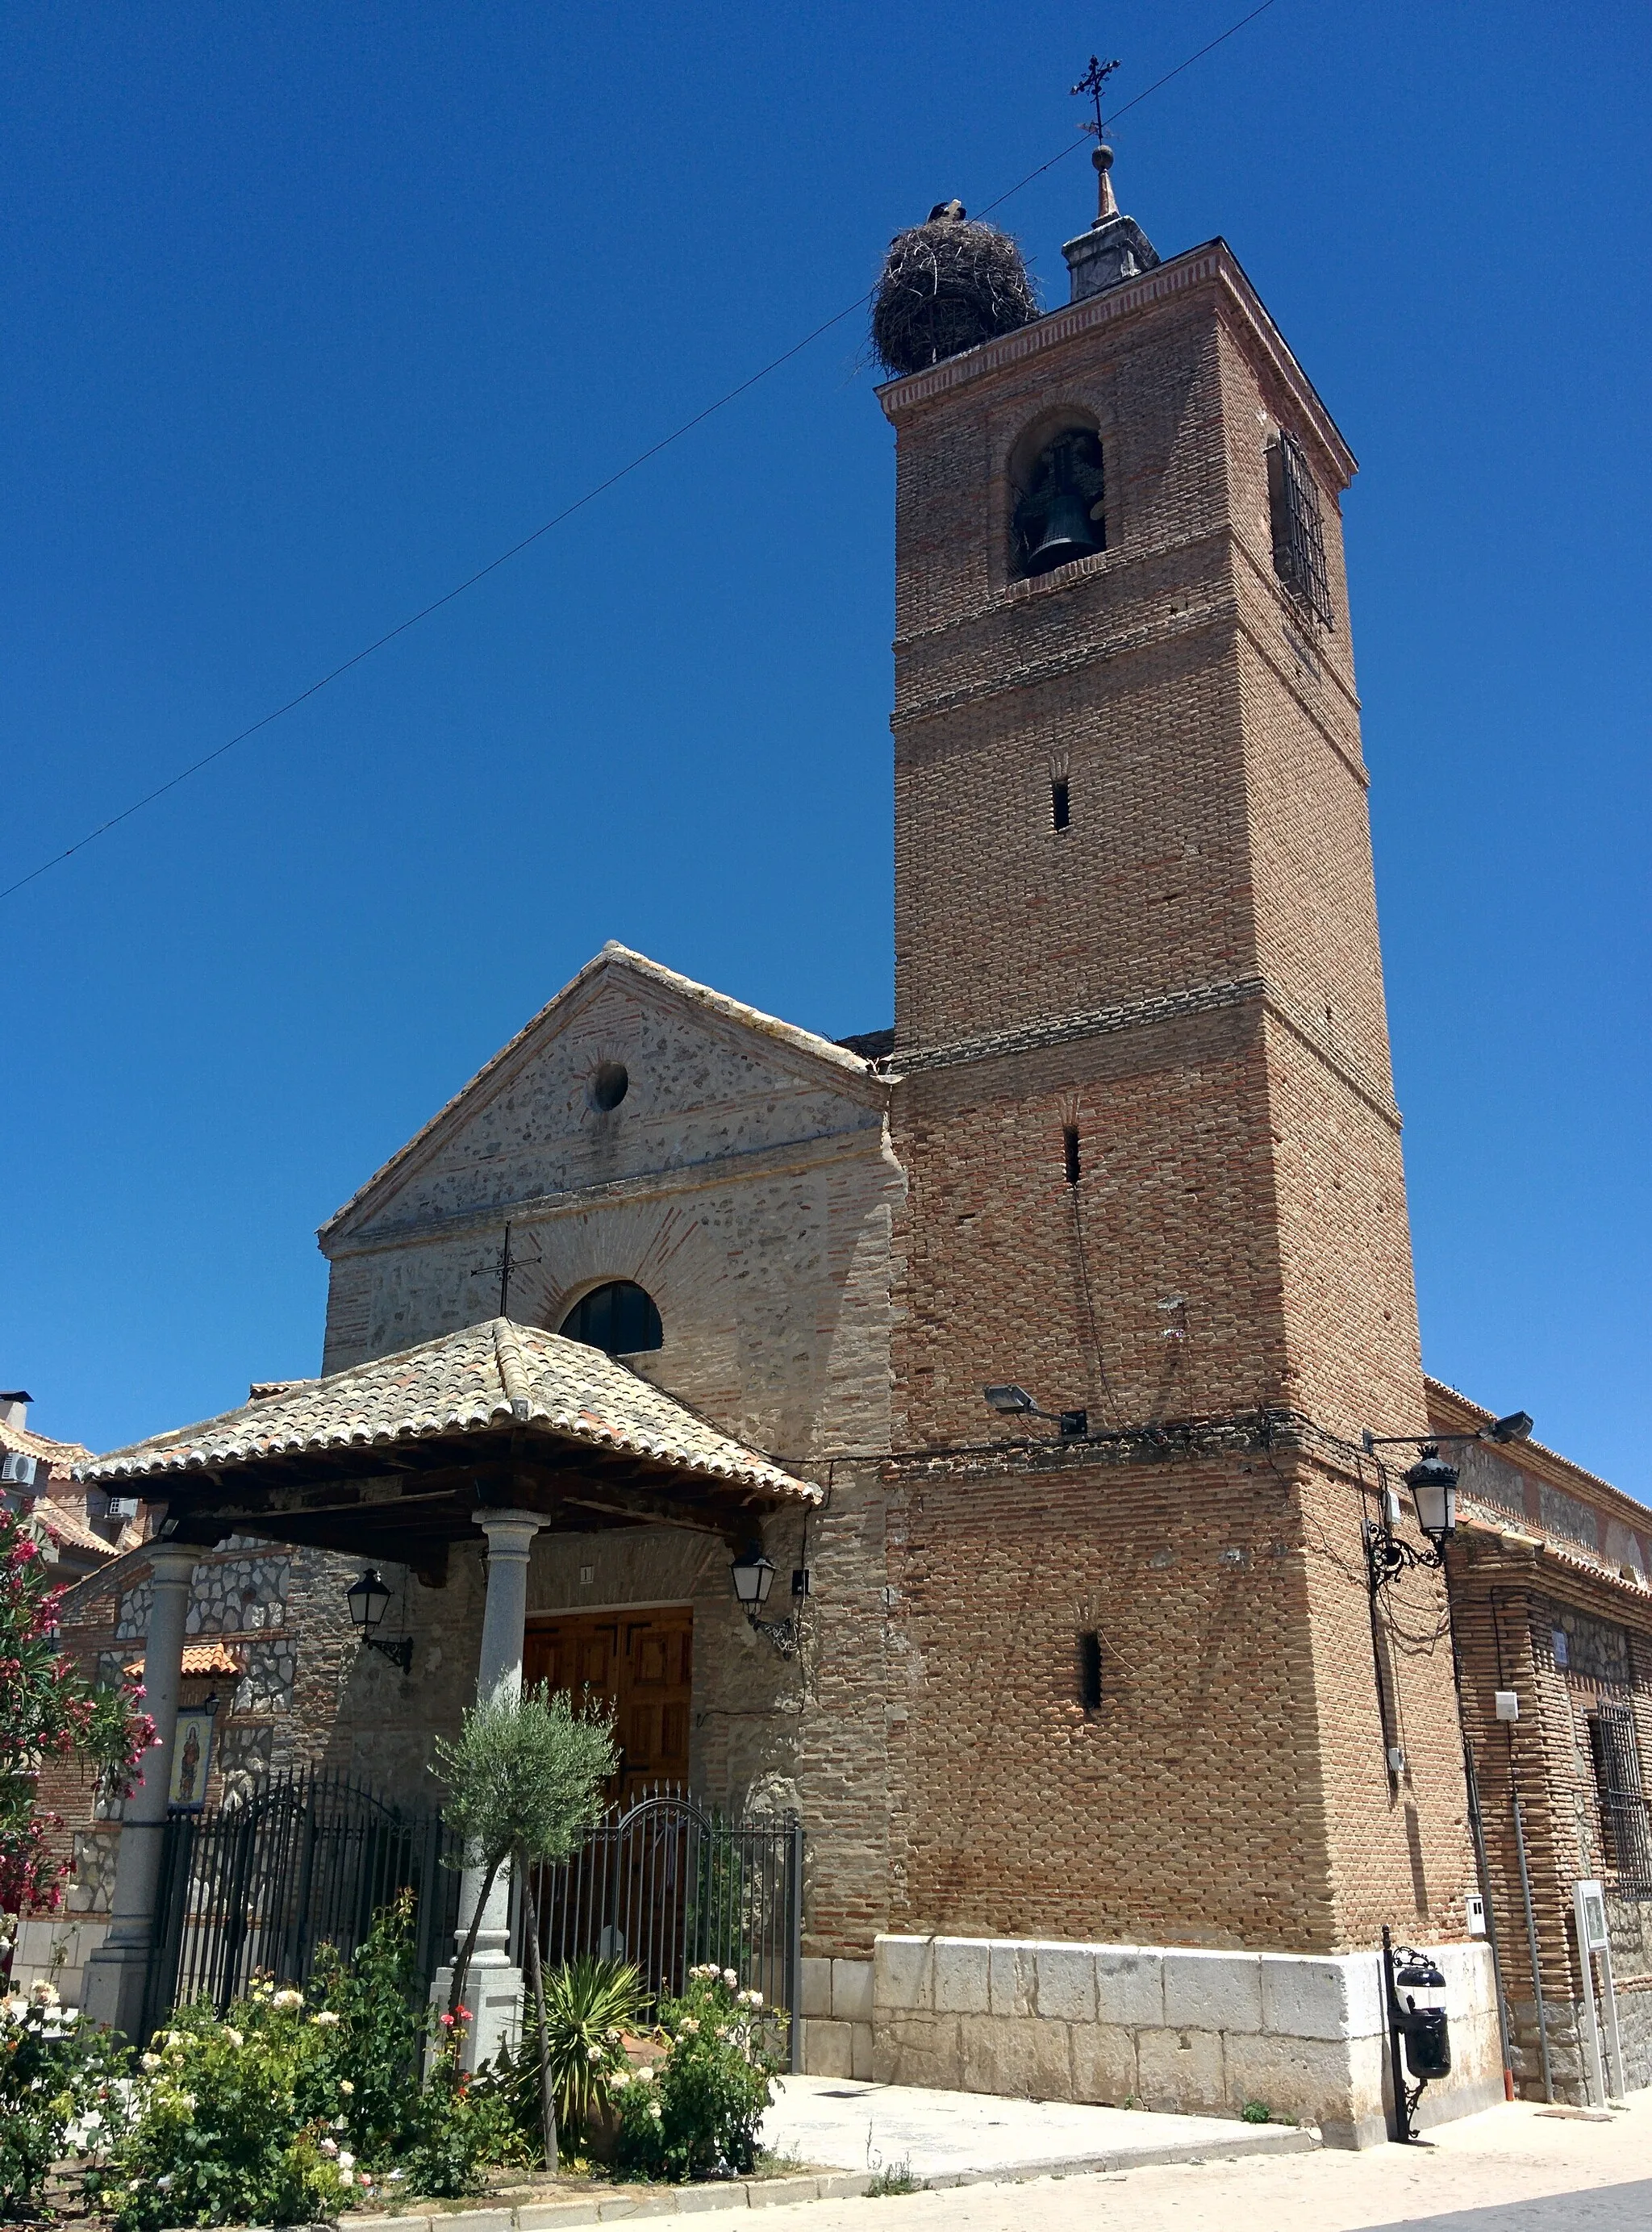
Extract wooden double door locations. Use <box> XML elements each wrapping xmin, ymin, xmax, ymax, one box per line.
<box><xmin>523</xmin><ymin>1607</ymin><xmax>692</xmax><ymax>1804</ymax></box>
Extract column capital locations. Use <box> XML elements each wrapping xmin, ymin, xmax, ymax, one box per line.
<box><xmin>474</xmin><ymin>1508</ymin><xmax>544</xmax><ymax>1558</ymax></box>
<box><xmin>148</xmin><ymin>1540</ymin><xmax>198</xmax><ymax>1583</ymax></box>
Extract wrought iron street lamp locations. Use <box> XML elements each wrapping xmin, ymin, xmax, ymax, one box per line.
<box><xmin>729</xmin><ymin>1544</ymin><xmax>800</xmax><ymax>1658</ymax></box>
<box><xmin>345</xmin><ymin>1567</ymin><xmax>414</xmax><ymax>1671</ymax></box>
<box><xmin>1359</xmin><ymin>1411</ymin><xmax>1532</xmax><ymax>1595</ymax></box>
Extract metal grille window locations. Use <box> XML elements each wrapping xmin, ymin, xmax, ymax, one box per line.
<box><xmin>1587</xmin><ymin>1704</ymin><xmax>1652</xmax><ymax>1892</ymax></box>
<box><xmin>1267</xmin><ymin>431</ymin><xmax>1333</xmax><ymax>628</ymax></box>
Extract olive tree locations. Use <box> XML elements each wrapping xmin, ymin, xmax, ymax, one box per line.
<box><xmin>432</xmin><ymin>1683</ymin><xmax>615</xmax><ymax>2167</ymax></box>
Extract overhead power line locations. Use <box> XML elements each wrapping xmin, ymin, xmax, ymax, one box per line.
<box><xmin>2</xmin><ymin>0</ymin><xmax>1282</xmax><ymax>908</ymax></box>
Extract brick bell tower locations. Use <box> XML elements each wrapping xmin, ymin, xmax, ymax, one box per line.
<box><xmin>873</xmin><ymin>148</ymin><xmax>1484</xmax><ymax>2013</ymax></box>
<box><xmin>882</xmin><ymin>148</ymin><xmax>1425</xmax><ymax>1455</ymax></box>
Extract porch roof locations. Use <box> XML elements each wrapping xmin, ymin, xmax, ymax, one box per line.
<box><xmin>79</xmin><ymin>1319</ymin><xmax>818</xmax><ymax>1572</ymax></box>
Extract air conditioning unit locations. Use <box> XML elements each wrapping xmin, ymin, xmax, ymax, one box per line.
<box><xmin>106</xmin><ymin>1496</ymin><xmax>140</xmax><ymax>1521</ymax></box>
<box><xmin>1</xmin><ymin>1451</ymin><xmax>38</xmax><ymax>1488</ymax></box>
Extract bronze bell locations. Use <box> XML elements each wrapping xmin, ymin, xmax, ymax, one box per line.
<box><xmin>1016</xmin><ymin>431</ymin><xmax>1106</xmax><ymax>576</ymax></box>
<box><xmin>1023</xmin><ymin>486</ymin><xmax>1103</xmax><ymax>575</ymax></box>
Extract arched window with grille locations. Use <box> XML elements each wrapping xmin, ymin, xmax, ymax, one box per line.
<box><xmin>558</xmin><ymin>1280</ymin><xmax>663</xmax><ymax>1357</ymax></box>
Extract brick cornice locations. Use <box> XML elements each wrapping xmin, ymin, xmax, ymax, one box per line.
<box><xmin>878</xmin><ymin>239</ymin><xmax>1357</xmax><ymax>489</ymax></box>
<box><xmin>888</xmin><ymin>973</ymin><xmax>1401</xmax><ymax>1130</ymax></box>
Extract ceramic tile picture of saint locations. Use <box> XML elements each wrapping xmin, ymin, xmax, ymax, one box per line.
<box><xmin>169</xmin><ymin>1707</ymin><xmax>215</xmax><ymax>1810</ymax></box>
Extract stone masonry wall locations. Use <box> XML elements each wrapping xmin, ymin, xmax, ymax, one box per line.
<box><xmin>321</xmin><ymin>966</ymin><xmax>901</xmax><ymax>1475</ymax></box>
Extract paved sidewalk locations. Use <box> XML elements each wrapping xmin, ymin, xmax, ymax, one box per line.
<box><xmin>761</xmin><ymin>2075</ymin><xmax>1312</xmax><ymax>2184</ymax></box>
<box><xmin>754</xmin><ymin>2091</ymin><xmax>1652</xmax><ymax>2231</ymax></box>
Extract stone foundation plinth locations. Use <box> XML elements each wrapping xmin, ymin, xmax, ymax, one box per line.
<box><xmin>858</xmin><ymin>1934</ymin><xmax>1503</xmax><ymax>2148</ymax></box>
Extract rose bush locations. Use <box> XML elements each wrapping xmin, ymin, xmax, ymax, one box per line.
<box><xmin>106</xmin><ymin>1900</ymin><xmax>520</xmax><ymax>2226</ymax></box>
<box><xmin>611</xmin><ymin>1967</ymin><xmax>785</xmax><ymax>2183</ymax></box>
<box><xmin>0</xmin><ymin>1979</ymin><xmax>125</xmax><ymax>2221</ymax></box>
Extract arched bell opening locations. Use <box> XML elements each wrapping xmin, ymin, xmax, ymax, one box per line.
<box><xmin>1008</xmin><ymin>415</ymin><xmax>1106</xmax><ymax>580</ymax></box>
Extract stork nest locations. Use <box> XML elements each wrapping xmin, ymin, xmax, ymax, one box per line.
<box><xmin>871</xmin><ymin>208</ymin><xmax>1037</xmax><ymax>378</ymax></box>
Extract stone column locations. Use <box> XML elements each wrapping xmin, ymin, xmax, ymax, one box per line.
<box><xmin>81</xmin><ymin>1542</ymin><xmax>195</xmax><ymax>2039</ymax></box>
<box><xmin>436</xmin><ymin>1508</ymin><xmax>543</xmax><ymax>2069</ymax></box>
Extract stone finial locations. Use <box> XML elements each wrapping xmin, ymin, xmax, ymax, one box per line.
<box><xmin>1062</xmin><ymin>142</ymin><xmax>1161</xmax><ymax>303</ymax></box>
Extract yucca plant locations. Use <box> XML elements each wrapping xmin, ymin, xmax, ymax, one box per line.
<box><xmin>492</xmin><ymin>1956</ymin><xmax>645</xmax><ymax>2159</ymax></box>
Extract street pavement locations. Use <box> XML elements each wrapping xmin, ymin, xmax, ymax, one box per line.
<box><xmin>759</xmin><ymin>2086</ymin><xmax>1652</xmax><ymax>2231</ymax></box>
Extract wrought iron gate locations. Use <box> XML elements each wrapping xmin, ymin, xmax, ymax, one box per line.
<box><xmin>520</xmin><ymin>1789</ymin><xmax>804</xmax><ymax>2068</ymax></box>
<box><xmin>142</xmin><ymin>1778</ymin><xmax>803</xmax><ymax>2067</ymax></box>
<box><xmin>141</xmin><ymin>1770</ymin><xmax>461</xmax><ymax>2046</ymax></box>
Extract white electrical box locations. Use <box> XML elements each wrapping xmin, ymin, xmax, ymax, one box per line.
<box><xmin>1495</xmin><ymin>1691</ymin><xmax>1520</xmax><ymax>1721</ymax></box>
<box><xmin>1387</xmin><ymin>1745</ymin><xmax>1407</xmax><ymax>1774</ymax></box>
<box><xmin>1466</xmin><ymin>1892</ymin><xmax>1487</xmax><ymax>1936</ymax></box>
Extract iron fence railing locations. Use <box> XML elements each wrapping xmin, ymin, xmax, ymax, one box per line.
<box><xmin>141</xmin><ymin>1769</ymin><xmax>461</xmax><ymax>2045</ymax></box>
<box><xmin>519</xmin><ymin>1787</ymin><xmax>804</xmax><ymax>2069</ymax></box>
<box><xmin>141</xmin><ymin>1775</ymin><xmax>804</xmax><ymax>2066</ymax></box>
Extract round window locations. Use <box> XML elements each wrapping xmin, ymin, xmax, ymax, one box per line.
<box><xmin>589</xmin><ymin>1061</ymin><xmax>629</xmax><ymax>1112</ymax></box>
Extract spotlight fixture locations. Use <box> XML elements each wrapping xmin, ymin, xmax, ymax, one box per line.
<box><xmin>1487</xmin><ymin>1411</ymin><xmax>1533</xmax><ymax>1446</ymax></box>
<box><xmin>982</xmin><ymin>1387</ymin><xmax>1088</xmax><ymax>1438</ymax></box>
<box><xmin>344</xmin><ymin>1568</ymin><xmax>414</xmax><ymax>1671</ymax></box>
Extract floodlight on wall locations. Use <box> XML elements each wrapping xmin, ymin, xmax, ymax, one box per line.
<box><xmin>729</xmin><ymin>1544</ymin><xmax>798</xmax><ymax>1658</ymax></box>
<box><xmin>982</xmin><ymin>1386</ymin><xmax>1089</xmax><ymax>1438</ymax></box>
<box><xmin>1487</xmin><ymin>1411</ymin><xmax>1534</xmax><ymax>1446</ymax></box>
<box><xmin>345</xmin><ymin>1568</ymin><xmax>414</xmax><ymax>1672</ymax></box>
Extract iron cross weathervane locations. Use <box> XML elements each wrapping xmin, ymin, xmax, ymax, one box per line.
<box><xmin>471</xmin><ymin>1220</ymin><xmax>542</xmax><ymax>1319</ymax></box>
<box><xmin>1071</xmin><ymin>52</ymin><xmax>1121</xmax><ymax>140</ymax></box>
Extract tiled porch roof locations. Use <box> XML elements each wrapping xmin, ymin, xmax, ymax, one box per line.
<box><xmin>81</xmin><ymin>1318</ymin><xmax>818</xmax><ymax>1506</ymax></box>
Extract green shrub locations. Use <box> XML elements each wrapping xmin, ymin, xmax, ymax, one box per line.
<box><xmin>306</xmin><ymin>1895</ymin><xmax>520</xmax><ymax>2198</ymax></box>
<box><xmin>1240</xmin><ymin>2099</ymin><xmax>1271</xmax><ymax>2124</ymax></box>
<box><xmin>611</xmin><ymin>1966</ymin><xmax>785</xmax><ymax>2183</ymax></box>
<box><xmin>866</xmin><ymin>2155</ymin><xmax>923</xmax><ymax>2197</ymax></box>
<box><xmin>0</xmin><ymin>1980</ymin><xmax>125</xmax><ymax>2222</ymax></box>
<box><xmin>483</xmin><ymin>1955</ymin><xmax>643</xmax><ymax>2163</ymax></box>
<box><xmin>106</xmin><ymin>1988</ymin><xmax>353</xmax><ymax>2232</ymax></box>
<box><xmin>106</xmin><ymin>1900</ymin><xmax>521</xmax><ymax>2226</ymax></box>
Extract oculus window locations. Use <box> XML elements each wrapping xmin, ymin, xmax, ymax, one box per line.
<box><xmin>559</xmin><ymin>1280</ymin><xmax>663</xmax><ymax>1357</ymax></box>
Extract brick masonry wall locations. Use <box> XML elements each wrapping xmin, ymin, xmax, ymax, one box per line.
<box><xmin>868</xmin><ymin>1437</ymin><xmax>1475</xmax><ymax>1960</ymax></box>
<box><xmin>874</xmin><ymin>244</ymin><xmax>1469</xmax><ymax>1962</ymax></box>
<box><xmin>1449</xmin><ymin>1528</ymin><xmax>1652</xmax><ymax>2098</ymax></box>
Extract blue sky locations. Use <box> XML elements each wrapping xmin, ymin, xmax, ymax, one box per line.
<box><xmin>2</xmin><ymin>2</ymin><xmax>1648</xmax><ymax>1494</ymax></box>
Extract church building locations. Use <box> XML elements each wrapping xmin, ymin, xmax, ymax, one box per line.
<box><xmin>67</xmin><ymin>142</ymin><xmax>1649</xmax><ymax>2138</ymax></box>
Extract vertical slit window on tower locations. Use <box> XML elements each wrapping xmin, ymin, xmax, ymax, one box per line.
<box><xmin>1078</xmin><ymin>1631</ymin><xmax>1103</xmax><ymax>1713</ymax></box>
<box><xmin>1267</xmin><ymin>430</ymin><xmax>1333</xmax><ymax>628</ymax></box>
<box><xmin>1063</xmin><ymin>1125</ymin><xmax>1081</xmax><ymax>1186</ymax></box>
<box><xmin>1051</xmin><ymin>775</ymin><xmax>1070</xmax><ymax>831</ymax></box>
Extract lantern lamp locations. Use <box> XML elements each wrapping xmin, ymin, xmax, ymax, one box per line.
<box><xmin>344</xmin><ymin>1568</ymin><xmax>412</xmax><ymax>1671</ymax></box>
<box><xmin>1404</xmin><ymin>1446</ymin><xmax>1460</xmax><ymax>1547</ymax></box>
<box><xmin>730</xmin><ymin>1547</ymin><xmax>777</xmax><ymax>1610</ymax></box>
<box><xmin>347</xmin><ymin>1567</ymin><xmax>392</xmax><ymax>1633</ymax></box>
<box><xmin>729</xmin><ymin>1544</ymin><xmax>799</xmax><ymax>1657</ymax></box>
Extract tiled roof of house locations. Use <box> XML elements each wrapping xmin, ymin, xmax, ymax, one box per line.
<box><xmin>123</xmin><ymin>1642</ymin><xmax>244</xmax><ymax>1680</ymax></box>
<box><xmin>31</xmin><ymin>1496</ymin><xmax>119</xmax><ymax>1558</ymax></box>
<box><xmin>81</xmin><ymin>1318</ymin><xmax>819</xmax><ymax>1504</ymax></box>
<box><xmin>2</xmin><ymin>1416</ymin><xmax>94</xmax><ymax>1479</ymax></box>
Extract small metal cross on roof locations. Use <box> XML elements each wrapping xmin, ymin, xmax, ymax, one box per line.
<box><xmin>472</xmin><ymin>1220</ymin><xmax>542</xmax><ymax>1320</ymax></box>
<box><xmin>1071</xmin><ymin>52</ymin><xmax>1121</xmax><ymax>140</ymax></box>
